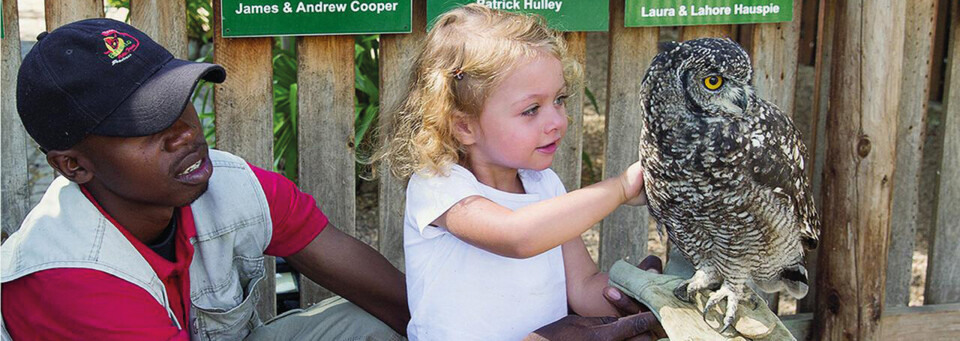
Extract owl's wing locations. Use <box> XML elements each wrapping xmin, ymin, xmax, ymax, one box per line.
<box><xmin>747</xmin><ymin>99</ymin><xmax>820</xmax><ymax>250</ymax></box>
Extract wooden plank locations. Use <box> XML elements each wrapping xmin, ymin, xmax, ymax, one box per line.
<box><xmin>553</xmin><ymin>31</ymin><xmax>585</xmax><ymax>191</ymax></box>
<box><xmin>212</xmin><ymin>0</ymin><xmax>276</xmax><ymax>320</ymax></box>
<box><xmin>599</xmin><ymin>0</ymin><xmax>657</xmax><ymax>271</ymax></box>
<box><xmin>815</xmin><ymin>0</ymin><xmax>906</xmax><ymax>339</ymax></box>
<box><xmin>2</xmin><ymin>0</ymin><xmax>29</xmax><ymax>238</ymax></box>
<box><xmin>378</xmin><ymin>0</ymin><xmax>426</xmax><ymax>271</ymax></box>
<box><xmin>800</xmin><ymin>0</ymin><xmax>834</xmax><ymax>314</ymax></box>
<box><xmin>296</xmin><ymin>35</ymin><xmax>355</xmax><ymax>306</ymax></box>
<box><xmin>130</xmin><ymin>0</ymin><xmax>188</xmax><ymax>59</ymax></box>
<box><xmin>782</xmin><ymin>304</ymin><xmax>960</xmax><ymax>341</ymax></box>
<box><xmin>886</xmin><ymin>0</ymin><xmax>939</xmax><ymax>308</ymax></box>
<box><xmin>926</xmin><ymin>1</ymin><xmax>960</xmax><ymax>305</ymax></box>
<box><xmin>797</xmin><ymin>0</ymin><xmax>819</xmax><ymax>66</ymax></box>
<box><xmin>928</xmin><ymin>0</ymin><xmax>951</xmax><ymax>102</ymax></box>
<box><xmin>680</xmin><ymin>25</ymin><xmax>734</xmax><ymax>41</ymax></box>
<box><xmin>44</xmin><ymin>0</ymin><xmax>103</xmax><ymax>30</ymax></box>
<box><xmin>746</xmin><ymin>0</ymin><xmax>804</xmax><ymax>313</ymax></box>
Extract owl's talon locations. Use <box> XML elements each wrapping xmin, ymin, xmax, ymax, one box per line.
<box><xmin>720</xmin><ymin>320</ymin><xmax>733</xmax><ymax>334</ymax></box>
<box><xmin>674</xmin><ymin>282</ymin><xmax>692</xmax><ymax>302</ymax></box>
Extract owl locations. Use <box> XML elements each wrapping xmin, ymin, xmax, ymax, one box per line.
<box><xmin>638</xmin><ymin>38</ymin><xmax>820</xmax><ymax>332</ymax></box>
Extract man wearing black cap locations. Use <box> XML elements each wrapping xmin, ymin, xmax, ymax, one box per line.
<box><xmin>0</xmin><ymin>18</ymin><xmax>408</xmax><ymax>340</ymax></box>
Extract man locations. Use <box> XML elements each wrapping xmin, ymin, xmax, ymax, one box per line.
<box><xmin>1</xmin><ymin>18</ymin><xmax>659</xmax><ymax>340</ymax></box>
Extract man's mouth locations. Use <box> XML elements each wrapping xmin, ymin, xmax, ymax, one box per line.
<box><xmin>178</xmin><ymin>159</ymin><xmax>202</xmax><ymax>176</ymax></box>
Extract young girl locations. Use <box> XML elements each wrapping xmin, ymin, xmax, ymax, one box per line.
<box><xmin>378</xmin><ymin>5</ymin><xmax>646</xmax><ymax>340</ymax></box>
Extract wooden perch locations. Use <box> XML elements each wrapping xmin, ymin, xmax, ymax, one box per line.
<box><xmin>609</xmin><ymin>260</ymin><xmax>796</xmax><ymax>341</ymax></box>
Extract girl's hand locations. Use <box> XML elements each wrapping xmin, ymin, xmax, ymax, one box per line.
<box><xmin>619</xmin><ymin>161</ymin><xmax>647</xmax><ymax>206</ymax></box>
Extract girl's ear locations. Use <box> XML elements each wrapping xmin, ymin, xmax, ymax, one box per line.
<box><xmin>451</xmin><ymin>111</ymin><xmax>477</xmax><ymax>146</ymax></box>
<box><xmin>46</xmin><ymin>150</ymin><xmax>94</xmax><ymax>184</ymax></box>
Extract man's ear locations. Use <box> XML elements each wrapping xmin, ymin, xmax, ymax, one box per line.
<box><xmin>46</xmin><ymin>150</ymin><xmax>93</xmax><ymax>184</ymax></box>
<box><xmin>451</xmin><ymin>111</ymin><xmax>478</xmax><ymax>146</ymax></box>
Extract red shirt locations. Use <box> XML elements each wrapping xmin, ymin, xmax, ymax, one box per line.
<box><xmin>2</xmin><ymin>165</ymin><xmax>327</xmax><ymax>340</ymax></box>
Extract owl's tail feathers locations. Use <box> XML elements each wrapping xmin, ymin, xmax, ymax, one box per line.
<box><xmin>781</xmin><ymin>264</ymin><xmax>810</xmax><ymax>299</ymax></box>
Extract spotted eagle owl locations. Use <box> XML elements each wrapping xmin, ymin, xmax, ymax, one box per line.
<box><xmin>638</xmin><ymin>38</ymin><xmax>820</xmax><ymax>331</ymax></box>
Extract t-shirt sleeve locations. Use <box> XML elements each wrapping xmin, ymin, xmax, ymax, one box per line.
<box><xmin>1</xmin><ymin>269</ymin><xmax>189</xmax><ymax>341</ymax></box>
<box><xmin>250</xmin><ymin>164</ymin><xmax>328</xmax><ymax>257</ymax></box>
<box><xmin>405</xmin><ymin>166</ymin><xmax>484</xmax><ymax>239</ymax></box>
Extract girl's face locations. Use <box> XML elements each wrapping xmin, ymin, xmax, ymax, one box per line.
<box><xmin>462</xmin><ymin>54</ymin><xmax>568</xmax><ymax>173</ymax></box>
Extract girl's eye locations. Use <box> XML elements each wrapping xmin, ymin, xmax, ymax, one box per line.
<box><xmin>554</xmin><ymin>95</ymin><xmax>569</xmax><ymax>106</ymax></box>
<box><xmin>704</xmin><ymin>76</ymin><xmax>723</xmax><ymax>90</ymax></box>
<box><xmin>522</xmin><ymin>105</ymin><xmax>539</xmax><ymax>116</ymax></box>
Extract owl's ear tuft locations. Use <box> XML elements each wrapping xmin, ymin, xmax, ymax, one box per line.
<box><xmin>658</xmin><ymin>41</ymin><xmax>680</xmax><ymax>53</ymax></box>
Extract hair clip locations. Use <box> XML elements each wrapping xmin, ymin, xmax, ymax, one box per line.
<box><xmin>452</xmin><ymin>67</ymin><xmax>465</xmax><ymax>81</ymax></box>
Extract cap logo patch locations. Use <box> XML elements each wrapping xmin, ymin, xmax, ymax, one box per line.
<box><xmin>101</xmin><ymin>29</ymin><xmax>140</xmax><ymax>65</ymax></box>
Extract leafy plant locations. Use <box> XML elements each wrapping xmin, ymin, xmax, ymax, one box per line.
<box><xmin>354</xmin><ymin>35</ymin><xmax>380</xmax><ymax>166</ymax></box>
<box><xmin>272</xmin><ymin>39</ymin><xmax>299</xmax><ymax>181</ymax></box>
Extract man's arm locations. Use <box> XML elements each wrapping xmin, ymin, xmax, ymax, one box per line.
<box><xmin>1</xmin><ymin>269</ymin><xmax>188</xmax><ymax>340</ymax></box>
<box><xmin>285</xmin><ymin>224</ymin><xmax>410</xmax><ymax>335</ymax></box>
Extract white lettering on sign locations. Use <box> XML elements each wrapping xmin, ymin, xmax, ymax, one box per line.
<box><xmin>350</xmin><ymin>1</ymin><xmax>400</xmax><ymax>13</ymax></box>
<box><xmin>236</xmin><ymin>3</ymin><xmax>281</xmax><ymax>14</ymax></box>
<box><xmin>476</xmin><ymin>0</ymin><xmax>563</xmax><ymax>12</ymax></box>
<box><xmin>640</xmin><ymin>6</ymin><xmax>676</xmax><ymax>17</ymax></box>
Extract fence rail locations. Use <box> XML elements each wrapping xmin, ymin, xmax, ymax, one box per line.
<box><xmin>1</xmin><ymin>0</ymin><xmax>958</xmax><ymax>338</ymax></box>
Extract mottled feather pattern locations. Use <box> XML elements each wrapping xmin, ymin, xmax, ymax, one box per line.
<box><xmin>638</xmin><ymin>38</ymin><xmax>820</xmax><ymax>320</ymax></box>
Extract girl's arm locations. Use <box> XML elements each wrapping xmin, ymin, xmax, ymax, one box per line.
<box><xmin>562</xmin><ymin>237</ymin><xmax>618</xmax><ymax>317</ymax></box>
<box><xmin>432</xmin><ymin>162</ymin><xmax>644</xmax><ymax>259</ymax></box>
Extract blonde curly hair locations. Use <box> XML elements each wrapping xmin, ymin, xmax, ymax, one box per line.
<box><xmin>375</xmin><ymin>4</ymin><xmax>583</xmax><ymax>179</ymax></box>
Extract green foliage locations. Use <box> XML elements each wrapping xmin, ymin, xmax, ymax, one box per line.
<box><xmin>272</xmin><ymin>39</ymin><xmax>299</xmax><ymax>181</ymax></box>
<box><xmin>354</xmin><ymin>35</ymin><xmax>380</xmax><ymax>165</ymax></box>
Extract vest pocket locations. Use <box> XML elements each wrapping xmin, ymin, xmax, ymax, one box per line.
<box><xmin>191</xmin><ymin>256</ymin><xmax>266</xmax><ymax>340</ymax></box>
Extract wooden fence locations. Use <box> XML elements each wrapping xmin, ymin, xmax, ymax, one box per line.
<box><xmin>2</xmin><ymin>0</ymin><xmax>959</xmax><ymax>339</ymax></box>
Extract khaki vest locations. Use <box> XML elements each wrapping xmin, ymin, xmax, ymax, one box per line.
<box><xmin>1</xmin><ymin>149</ymin><xmax>273</xmax><ymax>340</ymax></box>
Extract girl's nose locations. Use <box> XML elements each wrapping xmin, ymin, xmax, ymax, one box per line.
<box><xmin>544</xmin><ymin>106</ymin><xmax>568</xmax><ymax>134</ymax></box>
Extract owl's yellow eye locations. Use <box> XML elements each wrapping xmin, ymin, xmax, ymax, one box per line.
<box><xmin>704</xmin><ymin>76</ymin><xmax>723</xmax><ymax>90</ymax></box>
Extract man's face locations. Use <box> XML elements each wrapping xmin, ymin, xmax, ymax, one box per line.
<box><xmin>76</xmin><ymin>104</ymin><xmax>212</xmax><ymax>209</ymax></box>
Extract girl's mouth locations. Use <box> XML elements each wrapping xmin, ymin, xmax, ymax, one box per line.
<box><xmin>536</xmin><ymin>141</ymin><xmax>558</xmax><ymax>154</ymax></box>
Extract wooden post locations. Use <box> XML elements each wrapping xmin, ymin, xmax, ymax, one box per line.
<box><xmin>44</xmin><ymin>0</ymin><xmax>103</xmax><ymax>30</ymax></box>
<box><xmin>801</xmin><ymin>0</ymin><xmax>834</xmax><ymax>314</ymax></box>
<box><xmin>886</xmin><ymin>0</ymin><xmax>939</xmax><ymax>308</ymax></box>
<box><xmin>296</xmin><ymin>35</ymin><xmax>356</xmax><ymax>306</ymax></box>
<box><xmin>680</xmin><ymin>25</ymin><xmax>734</xmax><ymax>41</ymax></box>
<box><xmin>378</xmin><ymin>0</ymin><xmax>426</xmax><ymax>271</ymax></box>
<box><xmin>797</xmin><ymin>0</ymin><xmax>819</xmax><ymax>66</ymax></box>
<box><xmin>926</xmin><ymin>1</ymin><xmax>960</xmax><ymax>305</ymax></box>
<box><xmin>130</xmin><ymin>0</ymin><xmax>188</xmax><ymax>59</ymax></box>
<box><xmin>815</xmin><ymin>0</ymin><xmax>906</xmax><ymax>339</ymax></box>
<box><xmin>747</xmin><ymin>0</ymin><xmax>804</xmax><ymax>313</ymax></box>
<box><xmin>553</xmin><ymin>31</ymin><xmax>586</xmax><ymax>191</ymax></box>
<box><xmin>212</xmin><ymin>1</ymin><xmax>277</xmax><ymax>319</ymax></box>
<box><xmin>2</xmin><ymin>0</ymin><xmax>29</xmax><ymax>237</ymax></box>
<box><xmin>599</xmin><ymin>0</ymin><xmax>657</xmax><ymax>271</ymax></box>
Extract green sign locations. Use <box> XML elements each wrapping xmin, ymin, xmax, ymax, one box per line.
<box><xmin>625</xmin><ymin>0</ymin><xmax>792</xmax><ymax>27</ymax></box>
<box><xmin>427</xmin><ymin>1</ymin><xmax>609</xmax><ymax>32</ymax></box>
<box><xmin>221</xmin><ymin>1</ymin><xmax>411</xmax><ymax>37</ymax></box>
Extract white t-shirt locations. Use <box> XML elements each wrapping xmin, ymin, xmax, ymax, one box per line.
<box><xmin>404</xmin><ymin>164</ymin><xmax>568</xmax><ymax>341</ymax></box>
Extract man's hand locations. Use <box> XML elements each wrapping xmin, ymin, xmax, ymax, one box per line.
<box><xmin>603</xmin><ymin>255</ymin><xmax>663</xmax><ymax>316</ymax></box>
<box><xmin>524</xmin><ymin>312</ymin><xmax>660</xmax><ymax>341</ymax></box>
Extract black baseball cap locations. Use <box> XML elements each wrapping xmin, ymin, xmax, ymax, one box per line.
<box><xmin>16</xmin><ymin>18</ymin><xmax>226</xmax><ymax>152</ymax></box>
